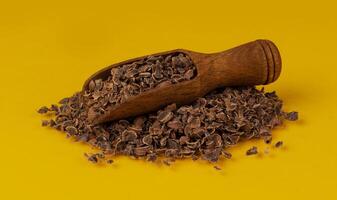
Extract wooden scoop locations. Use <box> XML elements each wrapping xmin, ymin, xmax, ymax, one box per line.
<box><xmin>83</xmin><ymin>39</ymin><xmax>281</xmax><ymax>124</ymax></box>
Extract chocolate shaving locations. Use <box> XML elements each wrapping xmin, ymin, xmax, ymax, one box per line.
<box><xmin>38</xmin><ymin>106</ymin><xmax>49</xmax><ymax>114</ymax></box>
<box><xmin>85</xmin><ymin>53</ymin><xmax>196</xmax><ymax>121</ymax></box>
<box><xmin>39</xmin><ymin>84</ymin><xmax>297</xmax><ymax>164</ymax></box>
<box><xmin>246</xmin><ymin>146</ymin><xmax>258</xmax><ymax>156</ymax></box>
<box><xmin>275</xmin><ymin>141</ymin><xmax>283</xmax><ymax>148</ymax></box>
<box><xmin>284</xmin><ymin>112</ymin><xmax>298</xmax><ymax>121</ymax></box>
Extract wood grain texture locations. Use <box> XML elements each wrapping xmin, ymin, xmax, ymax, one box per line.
<box><xmin>83</xmin><ymin>39</ymin><xmax>282</xmax><ymax>124</ymax></box>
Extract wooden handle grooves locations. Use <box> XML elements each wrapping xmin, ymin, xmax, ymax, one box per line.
<box><xmin>257</xmin><ymin>40</ymin><xmax>282</xmax><ymax>84</ymax></box>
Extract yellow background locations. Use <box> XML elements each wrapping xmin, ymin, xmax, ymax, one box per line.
<box><xmin>1</xmin><ymin>0</ymin><xmax>336</xmax><ymax>199</ymax></box>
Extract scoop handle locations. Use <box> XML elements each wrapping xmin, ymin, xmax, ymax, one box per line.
<box><xmin>197</xmin><ymin>39</ymin><xmax>281</xmax><ymax>89</ymax></box>
<box><xmin>87</xmin><ymin>39</ymin><xmax>282</xmax><ymax>124</ymax></box>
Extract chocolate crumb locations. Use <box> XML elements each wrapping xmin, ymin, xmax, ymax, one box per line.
<box><xmin>275</xmin><ymin>141</ymin><xmax>283</xmax><ymax>148</ymax></box>
<box><xmin>246</xmin><ymin>146</ymin><xmax>258</xmax><ymax>156</ymax></box>
<box><xmin>37</xmin><ymin>106</ymin><xmax>49</xmax><ymax>114</ymax></box>
<box><xmin>41</xmin><ymin>120</ymin><xmax>49</xmax><ymax>127</ymax></box>
<box><xmin>284</xmin><ymin>111</ymin><xmax>298</xmax><ymax>121</ymax></box>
